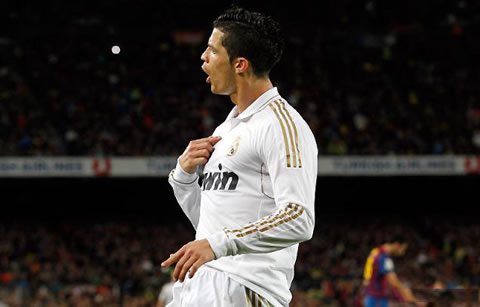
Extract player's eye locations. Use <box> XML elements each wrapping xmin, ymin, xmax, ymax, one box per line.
<box><xmin>207</xmin><ymin>46</ymin><xmax>217</xmax><ymax>54</ymax></box>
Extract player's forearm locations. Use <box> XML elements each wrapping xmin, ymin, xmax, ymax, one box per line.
<box><xmin>168</xmin><ymin>163</ymin><xmax>201</xmax><ymax>229</ymax></box>
<box><xmin>399</xmin><ymin>287</ymin><xmax>418</xmax><ymax>303</ymax></box>
<box><xmin>206</xmin><ymin>203</ymin><xmax>314</xmax><ymax>258</ymax></box>
<box><xmin>390</xmin><ymin>279</ymin><xmax>417</xmax><ymax>303</ymax></box>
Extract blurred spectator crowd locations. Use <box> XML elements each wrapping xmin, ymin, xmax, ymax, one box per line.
<box><xmin>2</xmin><ymin>1</ymin><xmax>480</xmax><ymax>156</ymax></box>
<box><xmin>0</xmin><ymin>218</ymin><xmax>478</xmax><ymax>306</ymax></box>
<box><xmin>292</xmin><ymin>218</ymin><xmax>480</xmax><ymax>306</ymax></box>
<box><xmin>0</xmin><ymin>222</ymin><xmax>193</xmax><ymax>307</ymax></box>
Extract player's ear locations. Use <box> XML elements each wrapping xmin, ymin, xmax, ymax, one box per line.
<box><xmin>233</xmin><ymin>57</ymin><xmax>249</xmax><ymax>74</ymax></box>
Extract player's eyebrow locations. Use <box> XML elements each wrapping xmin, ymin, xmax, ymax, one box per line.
<box><xmin>208</xmin><ymin>43</ymin><xmax>217</xmax><ymax>51</ymax></box>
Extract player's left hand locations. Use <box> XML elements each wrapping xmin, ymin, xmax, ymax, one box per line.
<box><xmin>161</xmin><ymin>239</ymin><xmax>215</xmax><ymax>282</ymax></box>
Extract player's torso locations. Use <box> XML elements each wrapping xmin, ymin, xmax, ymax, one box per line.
<box><xmin>197</xmin><ymin>113</ymin><xmax>275</xmax><ymax>231</ymax></box>
<box><xmin>202</xmin><ymin>118</ymin><xmax>260</xmax><ymax>193</ymax></box>
<box><xmin>364</xmin><ymin>248</ymin><xmax>389</xmax><ymax>297</ymax></box>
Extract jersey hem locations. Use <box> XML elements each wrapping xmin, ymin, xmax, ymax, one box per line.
<box><xmin>203</xmin><ymin>264</ymin><xmax>286</xmax><ymax>307</ymax></box>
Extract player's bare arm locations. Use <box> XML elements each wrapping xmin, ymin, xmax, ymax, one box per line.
<box><xmin>179</xmin><ymin>136</ymin><xmax>221</xmax><ymax>174</ymax></box>
<box><xmin>161</xmin><ymin>239</ymin><xmax>215</xmax><ymax>282</ymax></box>
<box><xmin>386</xmin><ymin>272</ymin><xmax>426</xmax><ymax>307</ymax></box>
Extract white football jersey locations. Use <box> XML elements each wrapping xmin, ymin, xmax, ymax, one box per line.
<box><xmin>169</xmin><ymin>87</ymin><xmax>318</xmax><ymax>306</ymax></box>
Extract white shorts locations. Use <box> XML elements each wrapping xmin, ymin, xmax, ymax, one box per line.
<box><xmin>166</xmin><ymin>266</ymin><xmax>273</xmax><ymax>307</ymax></box>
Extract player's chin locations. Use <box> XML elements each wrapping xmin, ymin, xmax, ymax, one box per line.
<box><xmin>210</xmin><ymin>84</ymin><xmax>232</xmax><ymax>96</ymax></box>
<box><xmin>210</xmin><ymin>85</ymin><xmax>224</xmax><ymax>95</ymax></box>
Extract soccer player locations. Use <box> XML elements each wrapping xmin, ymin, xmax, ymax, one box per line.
<box><xmin>161</xmin><ymin>7</ymin><xmax>318</xmax><ymax>307</ymax></box>
<box><xmin>363</xmin><ymin>235</ymin><xmax>426</xmax><ymax>307</ymax></box>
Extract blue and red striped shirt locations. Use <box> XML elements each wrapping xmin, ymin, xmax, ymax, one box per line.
<box><xmin>363</xmin><ymin>246</ymin><xmax>395</xmax><ymax>298</ymax></box>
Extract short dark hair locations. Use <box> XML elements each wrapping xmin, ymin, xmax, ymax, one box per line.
<box><xmin>387</xmin><ymin>234</ymin><xmax>407</xmax><ymax>244</ymax></box>
<box><xmin>213</xmin><ymin>6</ymin><xmax>284</xmax><ymax>77</ymax></box>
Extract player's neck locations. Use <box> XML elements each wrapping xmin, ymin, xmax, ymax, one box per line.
<box><xmin>230</xmin><ymin>77</ymin><xmax>273</xmax><ymax>114</ymax></box>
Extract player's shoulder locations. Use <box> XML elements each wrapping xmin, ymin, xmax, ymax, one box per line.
<box><xmin>377</xmin><ymin>250</ymin><xmax>393</xmax><ymax>265</ymax></box>
<box><xmin>255</xmin><ymin>96</ymin><xmax>310</xmax><ymax>135</ymax></box>
<box><xmin>382</xmin><ymin>256</ymin><xmax>395</xmax><ymax>271</ymax></box>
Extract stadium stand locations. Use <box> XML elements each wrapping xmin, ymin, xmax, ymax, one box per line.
<box><xmin>0</xmin><ymin>219</ymin><xmax>479</xmax><ymax>306</ymax></box>
<box><xmin>1</xmin><ymin>1</ymin><xmax>480</xmax><ymax>156</ymax></box>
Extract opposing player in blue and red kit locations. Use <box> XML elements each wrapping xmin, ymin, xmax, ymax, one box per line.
<box><xmin>363</xmin><ymin>235</ymin><xmax>425</xmax><ymax>307</ymax></box>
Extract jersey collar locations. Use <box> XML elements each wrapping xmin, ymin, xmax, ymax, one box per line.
<box><xmin>227</xmin><ymin>87</ymin><xmax>281</xmax><ymax>121</ymax></box>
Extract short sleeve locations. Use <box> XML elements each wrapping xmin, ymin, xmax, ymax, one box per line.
<box><xmin>380</xmin><ymin>256</ymin><xmax>395</xmax><ymax>274</ymax></box>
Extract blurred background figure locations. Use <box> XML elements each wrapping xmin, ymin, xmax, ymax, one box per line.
<box><xmin>363</xmin><ymin>235</ymin><xmax>424</xmax><ymax>306</ymax></box>
<box><xmin>157</xmin><ymin>268</ymin><xmax>174</xmax><ymax>307</ymax></box>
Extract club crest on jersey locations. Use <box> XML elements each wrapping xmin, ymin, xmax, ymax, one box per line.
<box><xmin>227</xmin><ymin>136</ymin><xmax>241</xmax><ymax>156</ymax></box>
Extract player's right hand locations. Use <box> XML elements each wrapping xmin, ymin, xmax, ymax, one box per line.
<box><xmin>179</xmin><ymin>136</ymin><xmax>221</xmax><ymax>174</ymax></box>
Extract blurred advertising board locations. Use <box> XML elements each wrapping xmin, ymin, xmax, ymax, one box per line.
<box><xmin>0</xmin><ymin>156</ymin><xmax>478</xmax><ymax>177</ymax></box>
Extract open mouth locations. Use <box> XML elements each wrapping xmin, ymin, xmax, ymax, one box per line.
<box><xmin>201</xmin><ymin>64</ymin><xmax>211</xmax><ymax>84</ymax></box>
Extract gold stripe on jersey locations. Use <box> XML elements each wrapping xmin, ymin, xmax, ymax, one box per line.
<box><xmin>245</xmin><ymin>288</ymin><xmax>252</xmax><ymax>307</ymax></box>
<box><xmin>274</xmin><ymin>100</ymin><xmax>297</xmax><ymax>168</ymax></box>
<box><xmin>226</xmin><ymin>205</ymin><xmax>293</xmax><ymax>233</ymax></box>
<box><xmin>256</xmin><ymin>94</ymin><xmax>280</xmax><ymax>113</ymax></box>
<box><xmin>225</xmin><ymin>204</ymin><xmax>297</xmax><ymax>235</ymax></box>
<box><xmin>268</xmin><ymin>101</ymin><xmax>291</xmax><ymax>167</ymax></box>
<box><xmin>280</xmin><ymin>100</ymin><xmax>302</xmax><ymax>168</ymax></box>
<box><xmin>258</xmin><ymin>206</ymin><xmax>304</xmax><ymax>233</ymax></box>
<box><xmin>245</xmin><ymin>287</ymin><xmax>271</xmax><ymax>307</ymax></box>
<box><xmin>233</xmin><ymin>208</ymin><xmax>297</xmax><ymax>238</ymax></box>
<box><xmin>228</xmin><ymin>204</ymin><xmax>304</xmax><ymax>238</ymax></box>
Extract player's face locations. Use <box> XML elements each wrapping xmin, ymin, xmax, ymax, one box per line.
<box><xmin>201</xmin><ymin>28</ymin><xmax>236</xmax><ymax>95</ymax></box>
<box><xmin>394</xmin><ymin>243</ymin><xmax>408</xmax><ymax>256</ymax></box>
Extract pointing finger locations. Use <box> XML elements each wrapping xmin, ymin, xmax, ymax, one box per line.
<box><xmin>207</xmin><ymin>136</ymin><xmax>221</xmax><ymax>145</ymax></box>
<box><xmin>191</xmin><ymin>136</ymin><xmax>219</xmax><ymax>144</ymax></box>
<box><xmin>161</xmin><ymin>250</ymin><xmax>183</xmax><ymax>268</ymax></box>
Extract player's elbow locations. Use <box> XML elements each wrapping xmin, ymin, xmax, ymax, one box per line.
<box><xmin>298</xmin><ymin>207</ymin><xmax>315</xmax><ymax>242</ymax></box>
<box><xmin>299</xmin><ymin>227</ymin><xmax>313</xmax><ymax>243</ymax></box>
